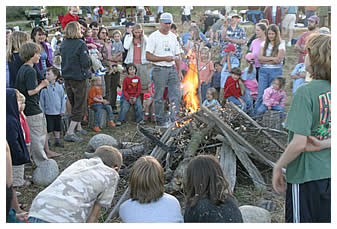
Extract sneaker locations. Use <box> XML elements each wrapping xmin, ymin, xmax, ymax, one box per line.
<box><xmin>113</xmin><ymin>110</ymin><xmax>118</xmax><ymax>115</ymax></box>
<box><xmin>151</xmin><ymin>114</ymin><xmax>156</xmax><ymax>122</ymax></box>
<box><xmin>76</xmin><ymin>129</ymin><xmax>88</xmax><ymax>136</ymax></box>
<box><xmin>144</xmin><ymin>113</ymin><xmax>149</xmax><ymax>121</ymax></box>
<box><xmin>287</xmin><ymin>41</ymin><xmax>292</xmax><ymax>47</ymax></box>
<box><xmin>100</xmin><ymin>66</ymin><xmax>107</xmax><ymax>72</ymax></box>
<box><xmin>92</xmin><ymin>126</ymin><xmax>101</xmax><ymax>132</ymax></box>
<box><xmin>115</xmin><ymin>121</ymin><xmax>122</xmax><ymax>126</ymax></box>
<box><xmin>64</xmin><ymin>133</ymin><xmax>83</xmax><ymax>142</ymax></box>
<box><xmin>138</xmin><ymin>120</ymin><xmax>145</xmax><ymax>125</ymax></box>
<box><xmin>54</xmin><ymin>139</ymin><xmax>64</xmax><ymax>148</ymax></box>
<box><xmin>108</xmin><ymin>121</ymin><xmax>116</xmax><ymax>127</ymax></box>
<box><xmin>95</xmin><ymin>69</ymin><xmax>105</xmax><ymax>76</ymax></box>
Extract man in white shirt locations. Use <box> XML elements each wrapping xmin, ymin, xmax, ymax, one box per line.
<box><xmin>181</xmin><ymin>6</ymin><xmax>193</xmax><ymax>24</ymax></box>
<box><xmin>146</xmin><ymin>12</ymin><xmax>183</xmax><ymax>127</ymax></box>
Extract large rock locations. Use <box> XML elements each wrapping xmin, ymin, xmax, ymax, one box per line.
<box><xmin>88</xmin><ymin>134</ymin><xmax>118</xmax><ymax>152</ymax></box>
<box><xmin>239</xmin><ymin>205</ymin><xmax>271</xmax><ymax>223</ymax></box>
<box><xmin>32</xmin><ymin>159</ymin><xmax>59</xmax><ymax>186</ymax></box>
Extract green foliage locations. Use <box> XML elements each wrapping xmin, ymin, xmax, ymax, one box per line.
<box><xmin>6</xmin><ymin>6</ymin><xmax>26</xmax><ymax>21</ymax></box>
<box><xmin>45</xmin><ymin>6</ymin><xmax>67</xmax><ymax>18</ymax></box>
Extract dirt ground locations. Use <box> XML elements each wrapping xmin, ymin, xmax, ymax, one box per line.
<box><xmin>15</xmin><ymin>15</ymin><xmax>308</xmax><ymax>223</ymax></box>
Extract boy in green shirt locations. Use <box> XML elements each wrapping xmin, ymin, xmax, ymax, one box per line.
<box><xmin>272</xmin><ymin>34</ymin><xmax>331</xmax><ymax>223</ymax></box>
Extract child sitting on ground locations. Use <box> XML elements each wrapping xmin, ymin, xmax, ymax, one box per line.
<box><xmin>202</xmin><ymin>87</ymin><xmax>221</xmax><ymax>111</ymax></box>
<box><xmin>109</xmin><ymin>30</ymin><xmax>124</xmax><ymax>75</ymax></box>
<box><xmin>224</xmin><ymin>67</ymin><xmax>252</xmax><ymax>114</ymax></box>
<box><xmin>211</xmin><ymin>61</ymin><xmax>222</xmax><ymax>94</ymax></box>
<box><xmin>241</xmin><ymin>53</ymin><xmax>258</xmax><ymax>106</ymax></box>
<box><xmin>116</xmin><ymin>64</ymin><xmax>144</xmax><ymax>126</ymax></box>
<box><xmin>220</xmin><ymin>43</ymin><xmax>240</xmax><ymax>102</ymax></box>
<box><xmin>143</xmin><ymin>81</ymin><xmax>156</xmax><ymax>122</ymax></box>
<box><xmin>88</xmin><ymin>77</ymin><xmax>116</xmax><ymax>132</ymax></box>
<box><xmin>255</xmin><ymin>76</ymin><xmax>287</xmax><ymax>118</ymax></box>
<box><xmin>40</xmin><ymin>67</ymin><xmax>66</xmax><ymax>147</ymax></box>
<box><xmin>290</xmin><ymin>62</ymin><xmax>306</xmax><ymax>94</ymax></box>
<box><xmin>84</xmin><ymin>28</ymin><xmax>106</xmax><ymax>77</ymax></box>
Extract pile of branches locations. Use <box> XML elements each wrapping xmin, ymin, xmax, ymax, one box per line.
<box><xmin>104</xmin><ymin>102</ymin><xmax>288</xmax><ymax>222</ymax></box>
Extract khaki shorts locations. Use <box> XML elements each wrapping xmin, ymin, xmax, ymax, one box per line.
<box><xmin>282</xmin><ymin>14</ymin><xmax>296</xmax><ymax>29</ymax></box>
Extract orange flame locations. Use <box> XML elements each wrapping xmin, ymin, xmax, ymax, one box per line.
<box><xmin>181</xmin><ymin>63</ymin><xmax>200</xmax><ymax>113</ymax></box>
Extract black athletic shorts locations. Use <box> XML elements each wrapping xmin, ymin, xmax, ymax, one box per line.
<box><xmin>45</xmin><ymin>114</ymin><xmax>62</xmax><ymax>133</ymax></box>
<box><xmin>286</xmin><ymin>178</ymin><xmax>331</xmax><ymax>223</ymax></box>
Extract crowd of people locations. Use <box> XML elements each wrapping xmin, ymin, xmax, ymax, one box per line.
<box><xmin>6</xmin><ymin>5</ymin><xmax>331</xmax><ymax>223</ymax></box>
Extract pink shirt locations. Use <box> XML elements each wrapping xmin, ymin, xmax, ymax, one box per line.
<box><xmin>199</xmin><ymin>60</ymin><xmax>214</xmax><ymax>84</ymax></box>
<box><xmin>263</xmin><ymin>86</ymin><xmax>287</xmax><ymax>107</ymax></box>
<box><xmin>250</xmin><ymin>39</ymin><xmax>263</xmax><ymax>67</ymax></box>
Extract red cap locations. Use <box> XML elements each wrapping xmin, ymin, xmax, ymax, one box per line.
<box><xmin>224</xmin><ymin>43</ymin><xmax>236</xmax><ymax>52</ymax></box>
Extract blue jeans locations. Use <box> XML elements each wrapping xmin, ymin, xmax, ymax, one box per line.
<box><xmin>152</xmin><ymin>65</ymin><xmax>181</xmax><ymax>124</ymax></box>
<box><xmin>90</xmin><ymin>103</ymin><xmax>114</xmax><ymax>127</ymax></box>
<box><xmin>256</xmin><ymin>104</ymin><xmax>286</xmax><ymax>118</ymax></box>
<box><xmin>255</xmin><ymin>67</ymin><xmax>282</xmax><ymax>113</ymax></box>
<box><xmin>201</xmin><ymin>81</ymin><xmax>211</xmax><ymax>103</ymax></box>
<box><xmin>227</xmin><ymin>96</ymin><xmax>253</xmax><ymax>114</ymax></box>
<box><xmin>117</xmin><ymin>97</ymin><xmax>143</xmax><ymax>122</ymax></box>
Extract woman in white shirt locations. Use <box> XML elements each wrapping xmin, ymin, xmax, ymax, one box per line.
<box><xmin>255</xmin><ymin>24</ymin><xmax>285</xmax><ymax>113</ymax></box>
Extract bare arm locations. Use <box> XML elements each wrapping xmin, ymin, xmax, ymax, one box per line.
<box><xmin>28</xmin><ymin>79</ymin><xmax>49</xmax><ymax>96</ymax></box>
<box><xmin>146</xmin><ymin>51</ymin><xmax>174</xmax><ymax>63</ymax></box>
<box><xmin>86</xmin><ymin>203</ymin><xmax>101</xmax><ymax>223</ymax></box>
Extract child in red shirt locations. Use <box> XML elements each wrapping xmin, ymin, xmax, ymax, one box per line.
<box><xmin>224</xmin><ymin>67</ymin><xmax>252</xmax><ymax>114</ymax></box>
<box><xmin>116</xmin><ymin>64</ymin><xmax>144</xmax><ymax>126</ymax></box>
<box><xmin>61</xmin><ymin>6</ymin><xmax>80</xmax><ymax>30</ymax></box>
<box><xmin>88</xmin><ymin>77</ymin><xmax>116</xmax><ymax>132</ymax></box>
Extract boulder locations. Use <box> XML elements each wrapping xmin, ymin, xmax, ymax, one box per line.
<box><xmin>239</xmin><ymin>205</ymin><xmax>271</xmax><ymax>223</ymax></box>
<box><xmin>32</xmin><ymin>159</ymin><xmax>59</xmax><ymax>186</ymax></box>
<box><xmin>88</xmin><ymin>134</ymin><xmax>118</xmax><ymax>152</ymax></box>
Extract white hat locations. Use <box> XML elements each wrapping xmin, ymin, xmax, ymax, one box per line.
<box><xmin>160</xmin><ymin>12</ymin><xmax>173</xmax><ymax>23</ymax></box>
<box><xmin>55</xmin><ymin>31</ymin><xmax>61</xmax><ymax>36</ymax></box>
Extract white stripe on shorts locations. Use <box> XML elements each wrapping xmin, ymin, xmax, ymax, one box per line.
<box><xmin>292</xmin><ymin>183</ymin><xmax>300</xmax><ymax>223</ymax></box>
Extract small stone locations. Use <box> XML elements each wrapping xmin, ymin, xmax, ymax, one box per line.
<box><xmin>239</xmin><ymin>205</ymin><xmax>271</xmax><ymax>223</ymax></box>
<box><xmin>32</xmin><ymin>159</ymin><xmax>59</xmax><ymax>186</ymax></box>
<box><xmin>88</xmin><ymin>134</ymin><xmax>118</xmax><ymax>152</ymax></box>
<box><xmin>258</xmin><ymin>199</ymin><xmax>277</xmax><ymax>212</ymax></box>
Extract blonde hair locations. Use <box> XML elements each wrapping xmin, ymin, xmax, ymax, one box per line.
<box><xmin>92</xmin><ymin>146</ymin><xmax>123</xmax><ymax>168</ymax></box>
<box><xmin>305</xmin><ymin>33</ymin><xmax>331</xmax><ymax>82</ymax></box>
<box><xmin>14</xmin><ymin>89</ymin><xmax>25</xmax><ymax>103</ymax></box>
<box><xmin>68</xmin><ymin>6</ymin><xmax>80</xmax><ymax>11</ymax></box>
<box><xmin>64</xmin><ymin>21</ymin><xmax>82</xmax><ymax>39</ymax></box>
<box><xmin>206</xmin><ymin>87</ymin><xmax>218</xmax><ymax>100</ymax></box>
<box><xmin>129</xmin><ymin>156</ymin><xmax>164</xmax><ymax>204</ymax></box>
<box><xmin>200</xmin><ymin>46</ymin><xmax>211</xmax><ymax>61</ymax></box>
<box><xmin>6</xmin><ymin>31</ymin><xmax>30</xmax><ymax>60</ymax></box>
<box><xmin>112</xmin><ymin>30</ymin><xmax>122</xmax><ymax>37</ymax></box>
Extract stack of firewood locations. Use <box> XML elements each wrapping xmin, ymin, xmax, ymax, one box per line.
<box><xmin>104</xmin><ymin>102</ymin><xmax>288</xmax><ymax>222</ymax></box>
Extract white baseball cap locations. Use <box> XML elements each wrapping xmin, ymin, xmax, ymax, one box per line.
<box><xmin>160</xmin><ymin>12</ymin><xmax>173</xmax><ymax>23</ymax></box>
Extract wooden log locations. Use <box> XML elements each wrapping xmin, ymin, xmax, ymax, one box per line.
<box><xmin>227</xmin><ymin>102</ymin><xmax>286</xmax><ymax>151</ymax></box>
<box><xmin>219</xmin><ymin>143</ymin><xmax>237</xmax><ymax>193</ymax></box>
<box><xmin>200</xmin><ymin>105</ymin><xmax>276</xmax><ymax>167</ymax></box>
<box><xmin>221</xmin><ymin>129</ymin><xmax>266</xmax><ymax>190</ymax></box>
<box><xmin>167</xmin><ymin>122</ymin><xmax>215</xmax><ymax>193</ymax></box>
<box><xmin>105</xmin><ymin>123</ymin><xmax>175</xmax><ymax>222</ymax></box>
